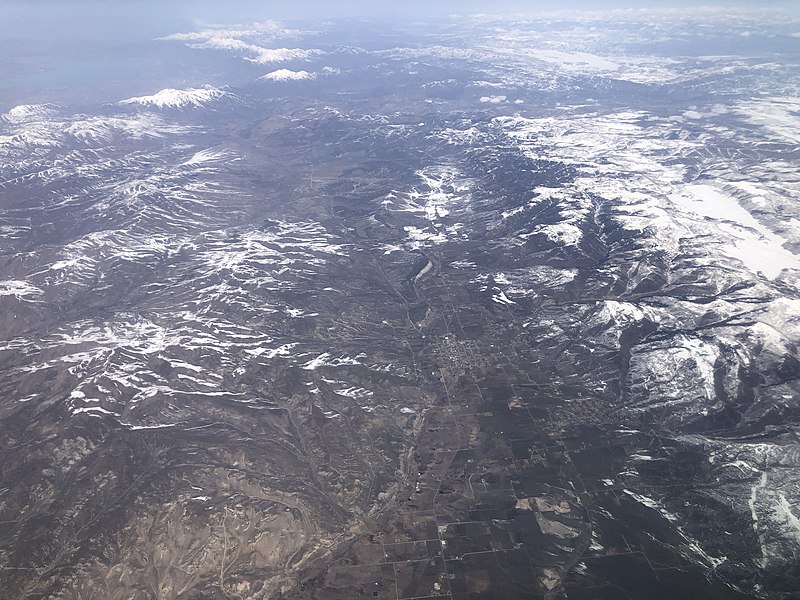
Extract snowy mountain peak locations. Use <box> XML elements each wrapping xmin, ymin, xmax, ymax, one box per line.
<box><xmin>2</xmin><ymin>104</ymin><xmax>59</xmax><ymax>124</ymax></box>
<box><xmin>119</xmin><ymin>86</ymin><xmax>227</xmax><ymax>109</ymax></box>
<box><xmin>260</xmin><ymin>69</ymin><xmax>315</xmax><ymax>82</ymax></box>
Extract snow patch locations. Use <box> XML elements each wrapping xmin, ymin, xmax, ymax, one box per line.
<box><xmin>0</xmin><ymin>280</ymin><xmax>44</xmax><ymax>299</ymax></box>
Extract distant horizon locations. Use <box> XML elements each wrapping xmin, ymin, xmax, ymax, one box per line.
<box><xmin>3</xmin><ymin>0</ymin><xmax>800</xmax><ymax>21</ymax></box>
<box><xmin>2</xmin><ymin>1</ymin><xmax>799</xmax><ymax>44</ymax></box>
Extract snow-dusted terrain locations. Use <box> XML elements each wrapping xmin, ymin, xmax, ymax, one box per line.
<box><xmin>1</xmin><ymin>6</ymin><xmax>800</xmax><ymax>600</ymax></box>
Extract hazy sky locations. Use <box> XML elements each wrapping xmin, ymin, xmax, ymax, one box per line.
<box><xmin>2</xmin><ymin>0</ymin><xmax>799</xmax><ymax>39</ymax></box>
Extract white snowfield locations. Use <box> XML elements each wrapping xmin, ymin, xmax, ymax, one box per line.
<box><xmin>668</xmin><ymin>183</ymin><xmax>800</xmax><ymax>279</ymax></box>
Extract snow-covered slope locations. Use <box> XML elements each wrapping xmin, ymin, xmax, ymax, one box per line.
<box><xmin>1</xmin><ymin>103</ymin><xmax>59</xmax><ymax>123</ymax></box>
